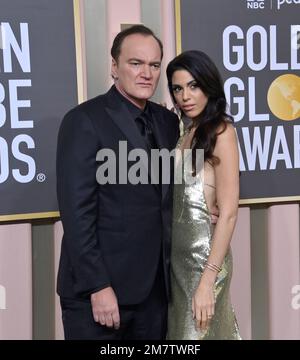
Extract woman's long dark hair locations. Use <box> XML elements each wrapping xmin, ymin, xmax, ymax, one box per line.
<box><xmin>167</xmin><ymin>50</ymin><xmax>233</xmax><ymax>170</ymax></box>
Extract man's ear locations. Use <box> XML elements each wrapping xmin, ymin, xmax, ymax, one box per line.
<box><xmin>111</xmin><ymin>58</ymin><xmax>118</xmax><ymax>80</ymax></box>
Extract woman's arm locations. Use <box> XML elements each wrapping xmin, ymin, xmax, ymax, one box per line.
<box><xmin>204</xmin><ymin>123</ymin><xmax>239</xmax><ymax>278</ymax></box>
<box><xmin>192</xmin><ymin>123</ymin><xmax>239</xmax><ymax>330</ymax></box>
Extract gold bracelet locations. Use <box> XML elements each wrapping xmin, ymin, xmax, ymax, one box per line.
<box><xmin>205</xmin><ymin>264</ymin><xmax>219</xmax><ymax>273</ymax></box>
<box><xmin>206</xmin><ymin>262</ymin><xmax>221</xmax><ymax>273</ymax></box>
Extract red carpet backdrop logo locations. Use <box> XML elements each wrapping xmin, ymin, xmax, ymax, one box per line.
<box><xmin>177</xmin><ymin>0</ymin><xmax>300</xmax><ymax>203</ymax></box>
<box><xmin>267</xmin><ymin>74</ymin><xmax>300</xmax><ymax>121</ymax></box>
<box><xmin>0</xmin><ymin>0</ymin><xmax>79</xmax><ymax>220</ymax></box>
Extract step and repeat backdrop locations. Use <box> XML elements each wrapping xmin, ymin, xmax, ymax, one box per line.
<box><xmin>1</xmin><ymin>0</ymin><xmax>299</xmax><ymax>221</ymax></box>
<box><xmin>0</xmin><ymin>0</ymin><xmax>79</xmax><ymax>221</ymax></box>
<box><xmin>176</xmin><ymin>0</ymin><xmax>300</xmax><ymax>203</ymax></box>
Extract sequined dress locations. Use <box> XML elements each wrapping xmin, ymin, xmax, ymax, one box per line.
<box><xmin>167</xmin><ymin>135</ymin><xmax>241</xmax><ymax>340</ymax></box>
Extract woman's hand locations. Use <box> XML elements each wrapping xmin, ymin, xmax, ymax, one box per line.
<box><xmin>192</xmin><ymin>275</ymin><xmax>216</xmax><ymax>331</ymax></box>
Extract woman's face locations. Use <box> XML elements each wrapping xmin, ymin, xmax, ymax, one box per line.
<box><xmin>171</xmin><ymin>69</ymin><xmax>208</xmax><ymax>119</ymax></box>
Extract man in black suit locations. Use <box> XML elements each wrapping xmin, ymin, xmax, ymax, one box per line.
<box><xmin>56</xmin><ymin>25</ymin><xmax>179</xmax><ymax>340</ymax></box>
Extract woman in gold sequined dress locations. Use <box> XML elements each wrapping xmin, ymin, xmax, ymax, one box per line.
<box><xmin>166</xmin><ymin>50</ymin><xmax>241</xmax><ymax>340</ymax></box>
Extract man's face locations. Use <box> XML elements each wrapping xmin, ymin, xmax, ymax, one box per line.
<box><xmin>111</xmin><ymin>34</ymin><xmax>162</xmax><ymax>108</ymax></box>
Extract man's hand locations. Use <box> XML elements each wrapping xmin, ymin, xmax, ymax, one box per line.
<box><xmin>91</xmin><ymin>287</ymin><xmax>120</xmax><ymax>330</ymax></box>
<box><xmin>210</xmin><ymin>204</ymin><xmax>219</xmax><ymax>225</ymax></box>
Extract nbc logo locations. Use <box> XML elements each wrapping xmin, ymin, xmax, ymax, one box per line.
<box><xmin>246</xmin><ymin>0</ymin><xmax>265</xmax><ymax>9</ymax></box>
<box><xmin>0</xmin><ymin>284</ymin><xmax>6</xmax><ymax>310</ymax></box>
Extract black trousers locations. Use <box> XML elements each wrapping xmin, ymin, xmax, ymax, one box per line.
<box><xmin>60</xmin><ymin>265</ymin><xmax>168</xmax><ymax>340</ymax></box>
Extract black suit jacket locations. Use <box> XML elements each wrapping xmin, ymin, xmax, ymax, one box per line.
<box><xmin>56</xmin><ymin>86</ymin><xmax>179</xmax><ymax>305</ymax></box>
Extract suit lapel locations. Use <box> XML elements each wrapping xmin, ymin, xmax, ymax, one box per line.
<box><xmin>106</xmin><ymin>104</ymin><xmax>148</xmax><ymax>152</ymax></box>
<box><xmin>104</xmin><ymin>88</ymin><xmax>173</xmax><ymax>200</ymax></box>
<box><xmin>104</xmin><ymin>88</ymin><xmax>152</xmax><ymax>183</ymax></box>
<box><xmin>150</xmin><ymin>105</ymin><xmax>173</xmax><ymax>201</ymax></box>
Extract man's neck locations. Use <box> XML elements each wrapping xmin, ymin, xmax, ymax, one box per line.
<box><xmin>115</xmin><ymin>83</ymin><xmax>146</xmax><ymax>110</ymax></box>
